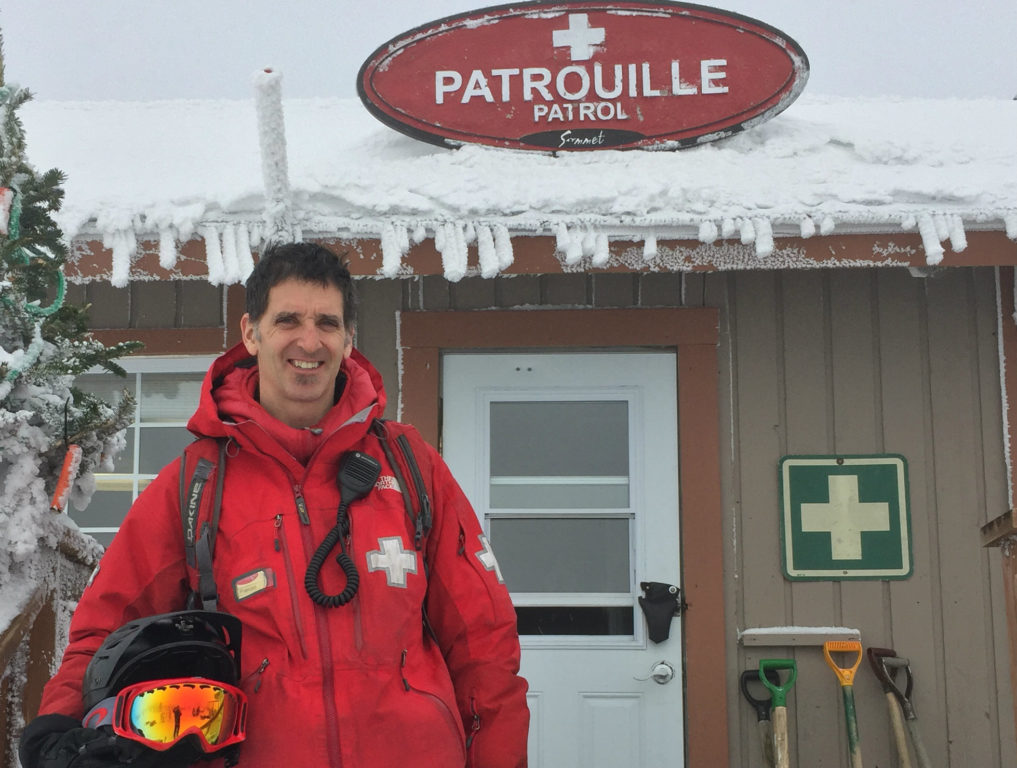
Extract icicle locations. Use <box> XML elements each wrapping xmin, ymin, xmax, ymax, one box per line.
<box><xmin>381</xmin><ymin>223</ymin><xmax>404</xmax><ymax>278</ymax></box>
<box><xmin>799</xmin><ymin>217</ymin><xmax>816</xmax><ymax>238</ymax></box>
<box><xmin>438</xmin><ymin>223</ymin><xmax>467</xmax><ymax>282</ymax></box>
<box><xmin>202</xmin><ymin>225</ymin><xmax>225</xmax><ymax>285</ymax></box>
<box><xmin>397</xmin><ymin>224</ymin><xmax>410</xmax><ymax>254</ymax></box>
<box><xmin>592</xmin><ymin>233</ymin><xmax>610</xmax><ymax>267</ymax></box>
<box><xmin>105</xmin><ymin>229</ymin><xmax>136</xmax><ymax>288</ymax></box>
<box><xmin>493</xmin><ymin>224</ymin><xmax>514</xmax><ymax>270</ymax></box>
<box><xmin>819</xmin><ymin>216</ymin><xmax>835</xmax><ymax>235</ymax></box>
<box><xmin>1005</xmin><ymin>213</ymin><xmax>1017</xmax><ymax>240</ymax></box>
<box><xmin>237</xmin><ymin>223</ymin><xmax>255</xmax><ymax>281</ymax></box>
<box><xmin>643</xmin><ymin>233</ymin><xmax>658</xmax><ymax>261</ymax></box>
<box><xmin>248</xmin><ymin>221</ymin><xmax>263</xmax><ymax>248</ymax></box>
<box><xmin>698</xmin><ymin>221</ymin><xmax>718</xmax><ymax>244</ymax></box>
<box><xmin>933</xmin><ymin>214</ymin><xmax>950</xmax><ymax>242</ymax></box>
<box><xmin>721</xmin><ymin>218</ymin><xmax>736</xmax><ymax>239</ymax></box>
<box><xmin>158</xmin><ymin>228</ymin><xmax>177</xmax><ymax>270</ymax></box>
<box><xmin>948</xmin><ymin>215</ymin><xmax>967</xmax><ymax>253</ymax></box>
<box><xmin>555</xmin><ymin>222</ymin><xmax>570</xmax><ymax>253</ymax></box>
<box><xmin>900</xmin><ymin>214</ymin><xmax>917</xmax><ymax>231</ymax></box>
<box><xmin>411</xmin><ymin>224</ymin><xmax>427</xmax><ymax>244</ymax></box>
<box><xmin>739</xmin><ymin>219</ymin><xmax>755</xmax><ymax>246</ymax></box>
<box><xmin>581</xmin><ymin>227</ymin><xmax>596</xmax><ymax>258</ymax></box>
<box><xmin>221</xmin><ymin>224</ymin><xmax>241</xmax><ymax>284</ymax></box>
<box><xmin>464</xmin><ymin>222</ymin><xmax>477</xmax><ymax>245</ymax></box>
<box><xmin>564</xmin><ymin>229</ymin><xmax>583</xmax><ymax>266</ymax></box>
<box><xmin>477</xmin><ymin>224</ymin><xmax>499</xmax><ymax>278</ymax></box>
<box><xmin>434</xmin><ymin>223</ymin><xmax>446</xmax><ymax>252</ymax></box>
<box><xmin>253</xmin><ymin>68</ymin><xmax>292</xmax><ymax>245</ymax></box>
<box><xmin>917</xmin><ymin>213</ymin><xmax>945</xmax><ymax>265</ymax></box>
<box><xmin>753</xmin><ymin>218</ymin><xmax>774</xmax><ymax>258</ymax></box>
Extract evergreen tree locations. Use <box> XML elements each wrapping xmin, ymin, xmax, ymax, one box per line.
<box><xmin>0</xmin><ymin>30</ymin><xmax>140</xmax><ymax>582</ymax></box>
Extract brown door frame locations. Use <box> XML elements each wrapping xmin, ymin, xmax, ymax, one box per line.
<box><xmin>399</xmin><ymin>307</ymin><xmax>727</xmax><ymax>768</ymax></box>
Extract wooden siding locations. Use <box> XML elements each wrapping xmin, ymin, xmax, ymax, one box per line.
<box><xmin>394</xmin><ymin>266</ymin><xmax>1014</xmax><ymax>767</ymax></box>
<box><xmin>706</xmin><ymin>267</ymin><xmax>1015</xmax><ymax>768</ymax></box>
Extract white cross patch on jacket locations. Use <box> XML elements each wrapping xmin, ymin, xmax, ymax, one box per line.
<box><xmin>475</xmin><ymin>535</ymin><xmax>505</xmax><ymax>583</ymax></box>
<box><xmin>366</xmin><ymin>537</ymin><xmax>418</xmax><ymax>587</ymax></box>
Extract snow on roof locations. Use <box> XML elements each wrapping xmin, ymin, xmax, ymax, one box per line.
<box><xmin>20</xmin><ymin>94</ymin><xmax>1017</xmax><ymax>283</ymax></box>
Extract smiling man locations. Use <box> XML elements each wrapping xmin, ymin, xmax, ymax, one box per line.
<box><xmin>23</xmin><ymin>242</ymin><xmax>529</xmax><ymax>768</ymax></box>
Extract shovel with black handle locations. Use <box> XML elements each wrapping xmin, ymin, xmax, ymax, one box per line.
<box><xmin>740</xmin><ymin>667</ymin><xmax>784</xmax><ymax>768</ymax></box>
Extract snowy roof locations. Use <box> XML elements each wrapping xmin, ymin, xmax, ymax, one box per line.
<box><xmin>20</xmin><ymin>94</ymin><xmax>1017</xmax><ymax>283</ymax></box>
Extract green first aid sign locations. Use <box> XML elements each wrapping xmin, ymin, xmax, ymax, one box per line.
<box><xmin>780</xmin><ymin>455</ymin><xmax>912</xmax><ymax>580</ymax></box>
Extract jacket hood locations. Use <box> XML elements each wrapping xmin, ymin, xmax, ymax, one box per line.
<box><xmin>187</xmin><ymin>343</ymin><xmax>387</xmax><ymax>455</ymax></box>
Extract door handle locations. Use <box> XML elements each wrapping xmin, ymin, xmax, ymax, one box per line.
<box><xmin>639</xmin><ymin>660</ymin><xmax>675</xmax><ymax>685</ymax></box>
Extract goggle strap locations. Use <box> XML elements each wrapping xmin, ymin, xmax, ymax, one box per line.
<box><xmin>82</xmin><ymin>697</ymin><xmax>117</xmax><ymax>729</ymax></box>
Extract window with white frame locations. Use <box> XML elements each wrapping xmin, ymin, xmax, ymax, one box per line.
<box><xmin>73</xmin><ymin>356</ymin><xmax>216</xmax><ymax>546</ymax></box>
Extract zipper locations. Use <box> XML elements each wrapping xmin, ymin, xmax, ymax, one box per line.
<box><xmin>401</xmin><ymin>650</ymin><xmax>469</xmax><ymax>762</ymax></box>
<box><xmin>294</xmin><ymin>485</ymin><xmax>310</xmax><ymax>525</ymax></box>
<box><xmin>275</xmin><ymin>514</ymin><xmax>308</xmax><ymax>658</ymax></box>
<box><xmin>244</xmin><ymin>658</ymin><xmax>270</xmax><ymax>693</ymax></box>
<box><xmin>298</xmin><ymin>515</ymin><xmax>345</xmax><ymax>768</ymax></box>
<box><xmin>465</xmin><ymin>697</ymin><xmax>481</xmax><ymax>749</ymax></box>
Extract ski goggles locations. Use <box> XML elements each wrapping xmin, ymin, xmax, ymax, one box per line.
<box><xmin>85</xmin><ymin>678</ymin><xmax>247</xmax><ymax>753</ymax></box>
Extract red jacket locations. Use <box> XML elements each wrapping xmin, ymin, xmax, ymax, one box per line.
<box><xmin>40</xmin><ymin>344</ymin><xmax>529</xmax><ymax>768</ymax></box>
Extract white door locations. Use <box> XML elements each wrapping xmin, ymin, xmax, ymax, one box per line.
<box><xmin>442</xmin><ymin>351</ymin><xmax>683</xmax><ymax>768</ymax></box>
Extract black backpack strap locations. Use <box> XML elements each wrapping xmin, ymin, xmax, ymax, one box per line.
<box><xmin>371</xmin><ymin>419</ymin><xmax>433</xmax><ymax>551</ymax></box>
<box><xmin>179</xmin><ymin>438</ymin><xmax>228</xmax><ymax>610</ymax></box>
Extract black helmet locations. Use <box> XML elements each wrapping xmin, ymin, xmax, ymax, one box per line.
<box><xmin>83</xmin><ymin>610</ymin><xmax>242</xmax><ymax>711</ymax></box>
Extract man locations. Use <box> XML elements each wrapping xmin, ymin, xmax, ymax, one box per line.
<box><xmin>21</xmin><ymin>242</ymin><xmax>529</xmax><ymax>767</ymax></box>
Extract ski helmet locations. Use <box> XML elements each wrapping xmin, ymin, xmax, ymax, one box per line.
<box><xmin>82</xmin><ymin>610</ymin><xmax>242</xmax><ymax>712</ymax></box>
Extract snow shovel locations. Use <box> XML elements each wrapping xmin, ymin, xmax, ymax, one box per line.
<box><xmin>740</xmin><ymin>667</ymin><xmax>784</xmax><ymax>768</ymax></box>
<box><xmin>823</xmin><ymin>640</ymin><xmax>863</xmax><ymax>768</ymax></box>
<box><xmin>867</xmin><ymin>647</ymin><xmax>912</xmax><ymax>768</ymax></box>
<box><xmin>881</xmin><ymin>655</ymin><xmax>934</xmax><ymax>768</ymax></box>
<box><xmin>759</xmin><ymin>659</ymin><xmax>797</xmax><ymax>768</ymax></box>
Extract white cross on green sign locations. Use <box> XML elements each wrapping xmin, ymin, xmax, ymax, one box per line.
<box><xmin>779</xmin><ymin>455</ymin><xmax>912</xmax><ymax>580</ymax></box>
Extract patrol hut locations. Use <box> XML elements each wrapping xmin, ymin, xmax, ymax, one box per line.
<box><xmin>5</xmin><ymin>46</ymin><xmax>1017</xmax><ymax>768</ymax></box>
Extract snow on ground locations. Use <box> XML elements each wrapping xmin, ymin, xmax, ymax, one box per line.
<box><xmin>19</xmin><ymin>94</ymin><xmax>1017</xmax><ymax>281</ymax></box>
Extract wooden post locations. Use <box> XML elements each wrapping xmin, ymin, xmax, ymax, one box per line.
<box><xmin>981</xmin><ymin>509</ymin><xmax>1017</xmax><ymax>743</ymax></box>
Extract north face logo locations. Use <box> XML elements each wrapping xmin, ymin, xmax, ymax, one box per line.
<box><xmin>375</xmin><ymin>475</ymin><xmax>401</xmax><ymax>493</ymax></box>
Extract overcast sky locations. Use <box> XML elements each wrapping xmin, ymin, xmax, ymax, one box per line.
<box><xmin>2</xmin><ymin>1</ymin><xmax>1015</xmax><ymax>101</ymax></box>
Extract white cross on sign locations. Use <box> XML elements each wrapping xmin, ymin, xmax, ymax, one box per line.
<box><xmin>475</xmin><ymin>535</ymin><xmax>505</xmax><ymax>583</ymax></box>
<box><xmin>801</xmin><ymin>475</ymin><xmax>890</xmax><ymax>560</ymax></box>
<box><xmin>552</xmin><ymin>13</ymin><xmax>605</xmax><ymax>62</ymax></box>
<box><xmin>366</xmin><ymin>537</ymin><xmax>418</xmax><ymax>588</ymax></box>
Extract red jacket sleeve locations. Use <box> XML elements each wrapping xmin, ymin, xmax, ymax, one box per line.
<box><xmin>39</xmin><ymin>461</ymin><xmax>191</xmax><ymax>719</ymax></box>
<box><xmin>423</xmin><ymin>451</ymin><xmax>529</xmax><ymax>768</ymax></box>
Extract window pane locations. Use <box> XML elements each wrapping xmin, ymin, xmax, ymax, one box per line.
<box><xmin>73</xmin><ymin>490</ymin><xmax>132</xmax><ymax>528</ymax></box>
<box><xmin>516</xmin><ymin>606</ymin><xmax>634</xmax><ymax>636</ymax></box>
<box><xmin>75</xmin><ymin>374</ymin><xmax>134</xmax><ymax>408</ymax></box>
<box><xmin>139</xmin><ymin>426</ymin><xmax>195</xmax><ymax>473</ymax></box>
<box><xmin>490</xmin><ymin>401</ymin><xmax>629</xmax><ymax>509</ymax></box>
<box><xmin>140</xmin><ymin>373</ymin><xmax>203</xmax><ymax>422</ymax></box>
<box><xmin>490</xmin><ymin>401</ymin><xmax>628</xmax><ymax>477</ymax></box>
<box><xmin>490</xmin><ymin>517</ymin><xmax>630</xmax><ymax>593</ymax></box>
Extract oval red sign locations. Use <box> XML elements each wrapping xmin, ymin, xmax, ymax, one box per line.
<box><xmin>358</xmin><ymin>1</ymin><xmax>809</xmax><ymax>151</ymax></box>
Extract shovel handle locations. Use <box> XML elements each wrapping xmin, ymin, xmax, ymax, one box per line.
<box><xmin>740</xmin><ymin>667</ymin><xmax>784</xmax><ymax>721</ymax></box>
<box><xmin>759</xmin><ymin>659</ymin><xmax>797</xmax><ymax>708</ymax></box>
<box><xmin>884</xmin><ymin>690</ymin><xmax>913</xmax><ymax>768</ymax></box>
<box><xmin>772</xmin><ymin>705</ymin><xmax>790</xmax><ymax>768</ymax></box>
<box><xmin>824</xmin><ymin>640</ymin><xmax>862</xmax><ymax>686</ymax></box>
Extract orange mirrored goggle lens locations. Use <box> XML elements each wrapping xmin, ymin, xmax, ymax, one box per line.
<box><xmin>113</xmin><ymin>678</ymin><xmax>247</xmax><ymax>752</ymax></box>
